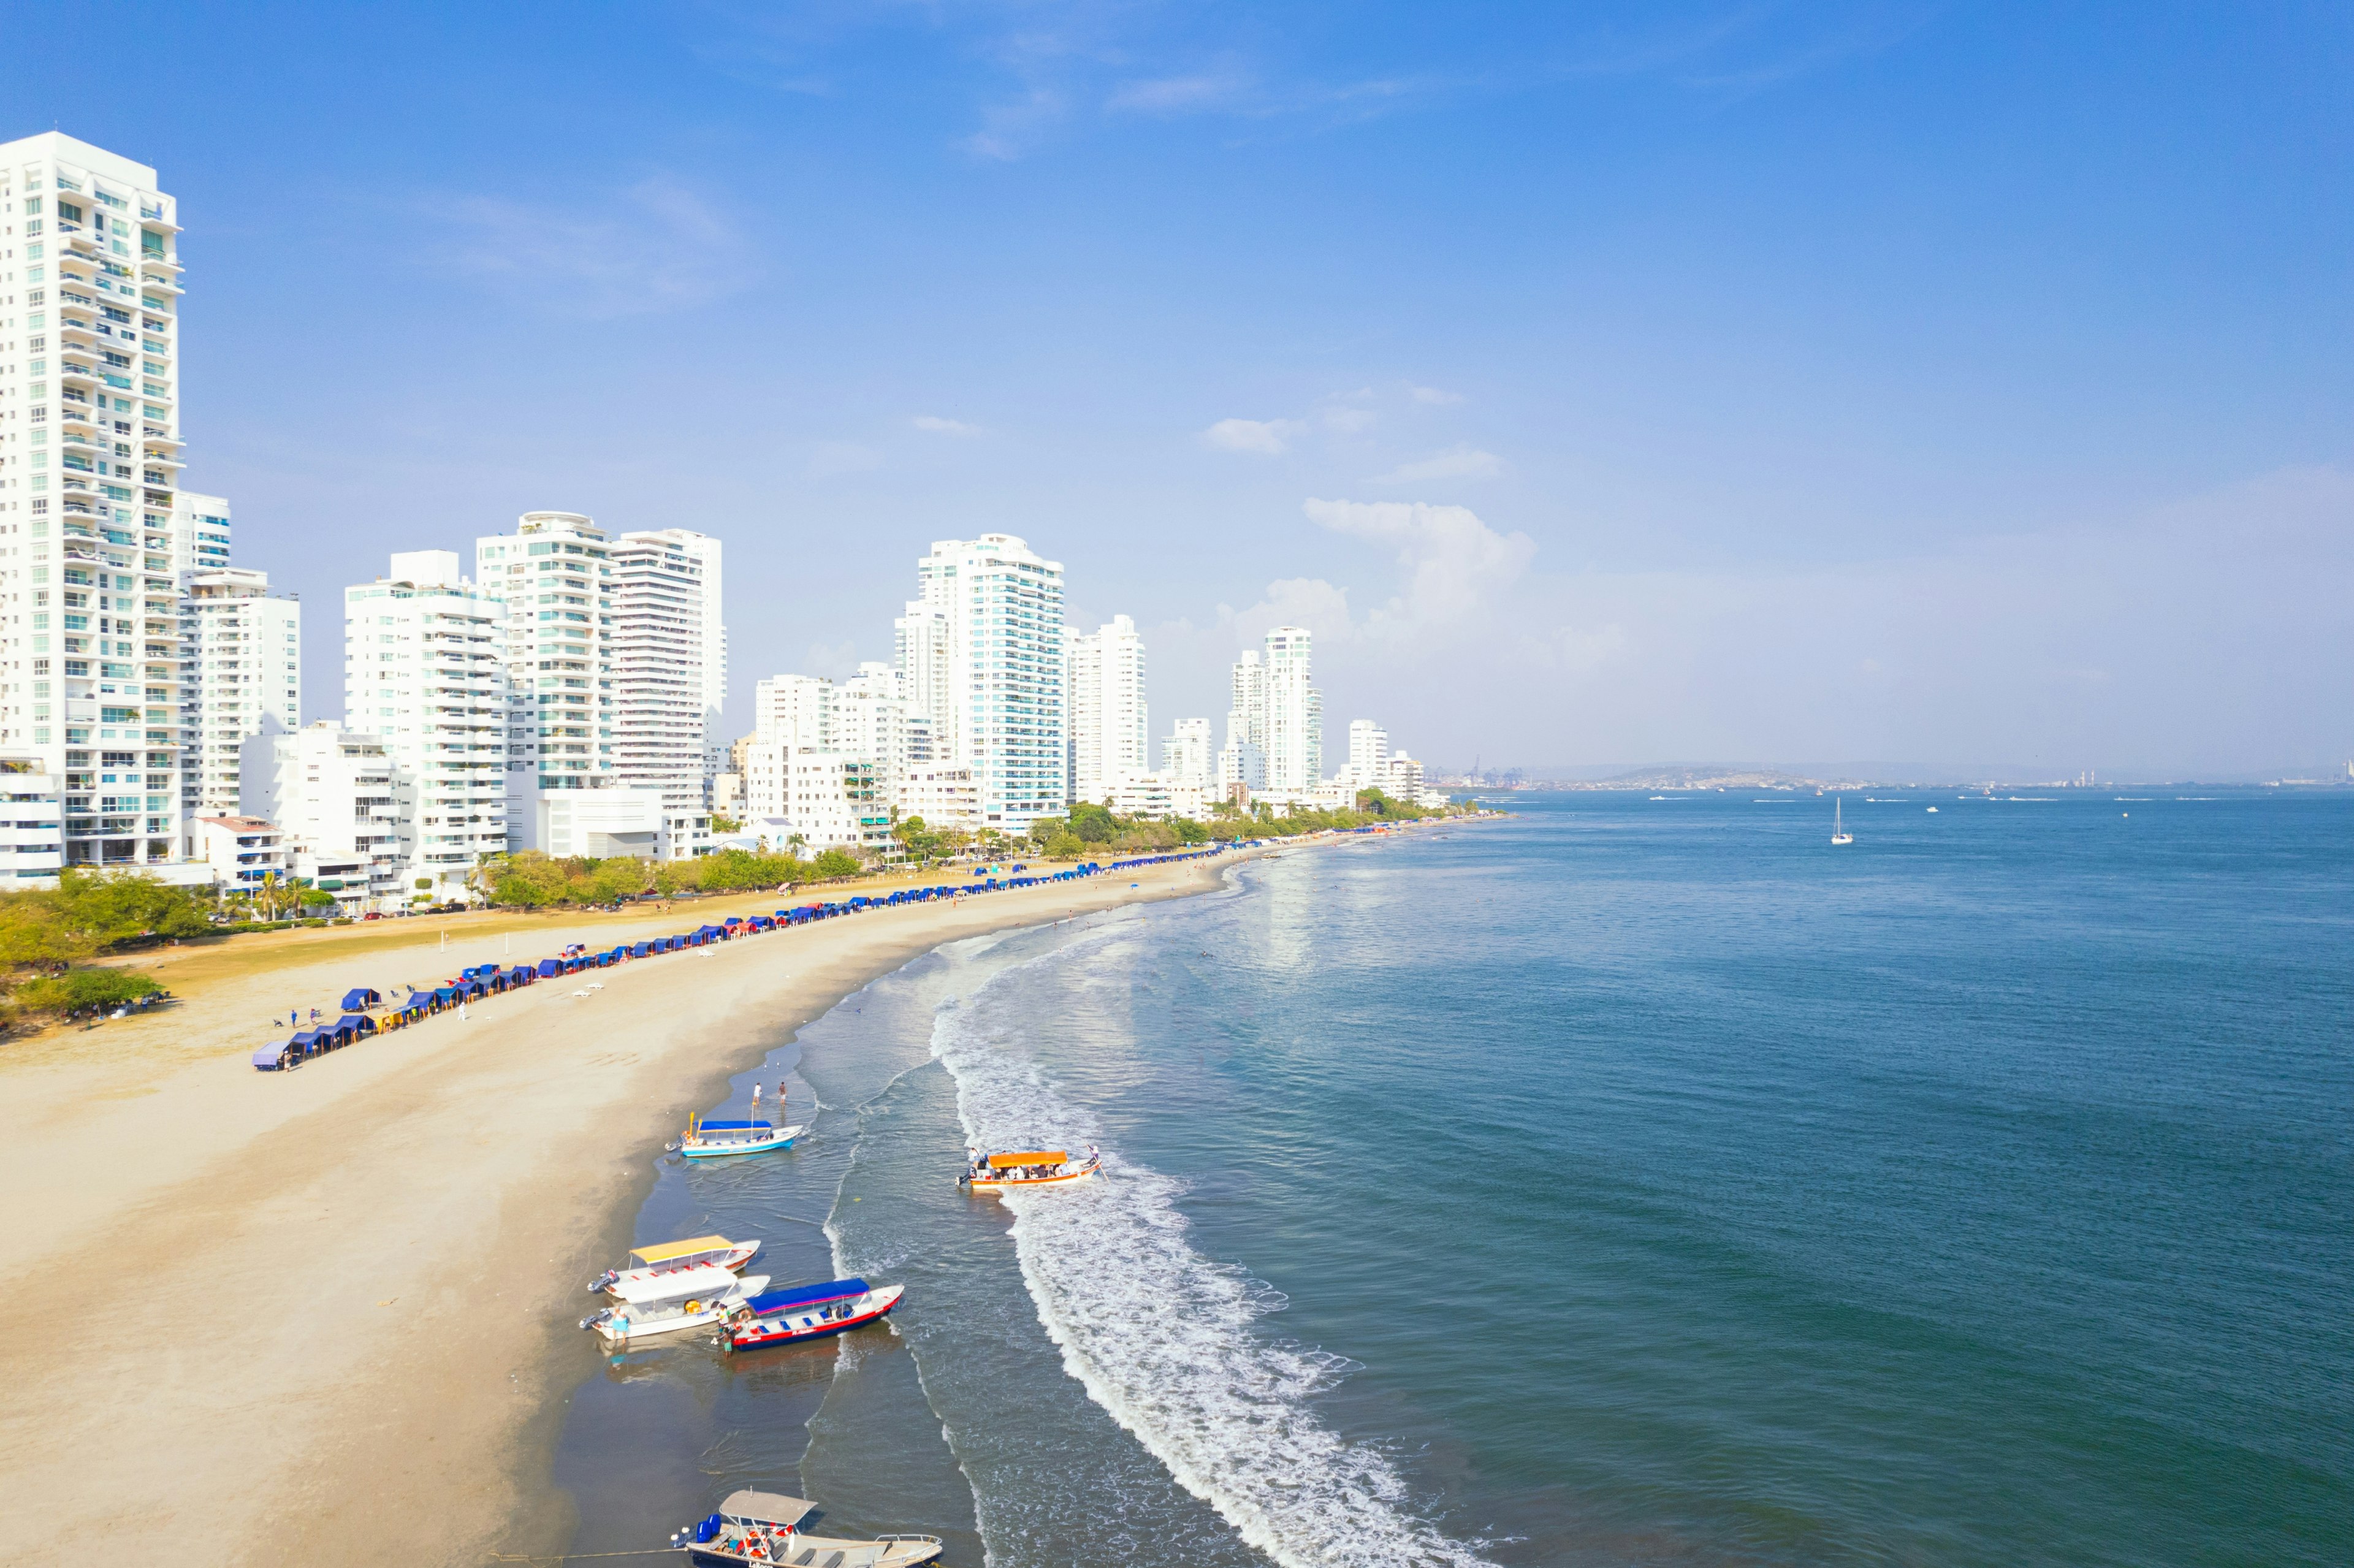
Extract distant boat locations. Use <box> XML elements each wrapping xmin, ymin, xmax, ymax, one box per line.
<box><xmin>960</xmin><ymin>1146</ymin><xmax>1102</xmax><ymax>1192</ymax></box>
<box><xmin>1926</xmin><ymin>806</ymin><xmax>1939</xmax><ymax>813</ymax></box>
<box><xmin>1832</xmin><ymin>798</ymin><xmax>1854</xmax><ymax>845</ymax></box>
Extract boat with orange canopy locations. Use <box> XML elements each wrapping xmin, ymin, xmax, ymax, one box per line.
<box><xmin>958</xmin><ymin>1145</ymin><xmax>1101</xmax><ymax>1192</ymax></box>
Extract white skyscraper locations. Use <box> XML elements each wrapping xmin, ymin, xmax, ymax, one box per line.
<box><xmin>1340</xmin><ymin>719</ymin><xmax>1390</xmax><ymax>790</ymax></box>
<box><xmin>1217</xmin><ymin>629</ymin><xmax>1322</xmax><ymax>802</ymax></box>
<box><xmin>610</xmin><ymin>527</ymin><xmax>722</xmax><ymax>858</ymax></box>
<box><xmin>182</xmin><ymin>566</ymin><xmax>300</xmax><ymax>830</ymax></box>
<box><xmin>1263</xmin><ymin>625</ymin><xmax>1322</xmax><ymax>796</ymax></box>
<box><xmin>1067</xmin><ymin>614</ymin><xmax>1147</xmax><ymax>807</ymax></box>
<box><xmin>343</xmin><ymin>552</ymin><xmax>508</xmax><ymax>899</ymax></box>
<box><xmin>1219</xmin><ymin>649</ymin><xmax>1267</xmax><ymax>793</ymax></box>
<box><xmin>473</xmin><ymin>512</ymin><xmax>615</xmax><ymax>820</ymax></box>
<box><xmin>0</xmin><ymin>134</ymin><xmax>196</xmax><ymax>877</ymax></box>
<box><xmin>896</xmin><ymin>535</ymin><xmax>1067</xmax><ymax>829</ymax></box>
<box><xmin>172</xmin><ymin>490</ymin><xmax>234</xmax><ymax>824</ymax></box>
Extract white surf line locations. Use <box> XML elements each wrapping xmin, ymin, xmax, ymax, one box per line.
<box><xmin>931</xmin><ymin>937</ymin><xmax>1495</xmax><ymax>1568</ymax></box>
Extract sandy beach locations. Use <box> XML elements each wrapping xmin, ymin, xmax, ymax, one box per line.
<box><xmin>0</xmin><ymin>851</ymin><xmax>1243</xmax><ymax>1566</ymax></box>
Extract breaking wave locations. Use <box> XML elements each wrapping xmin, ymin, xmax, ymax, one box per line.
<box><xmin>929</xmin><ymin>952</ymin><xmax>1493</xmax><ymax>1568</ymax></box>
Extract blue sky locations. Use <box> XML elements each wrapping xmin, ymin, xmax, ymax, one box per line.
<box><xmin>10</xmin><ymin>1</ymin><xmax>2353</xmax><ymax>776</ymax></box>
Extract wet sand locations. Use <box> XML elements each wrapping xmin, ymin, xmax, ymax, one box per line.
<box><xmin>0</xmin><ymin>853</ymin><xmax>1241</xmax><ymax>1566</ymax></box>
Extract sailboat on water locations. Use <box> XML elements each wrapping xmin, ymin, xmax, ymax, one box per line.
<box><xmin>1832</xmin><ymin>797</ymin><xmax>1854</xmax><ymax>846</ymax></box>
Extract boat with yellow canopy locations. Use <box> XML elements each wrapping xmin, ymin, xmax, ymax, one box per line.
<box><xmin>589</xmin><ymin>1234</ymin><xmax>762</xmax><ymax>1296</ymax></box>
<box><xmin>958</xmin><ymin>1145</ymin><xmax>1101</xmax><ymax>1192</ymax></box>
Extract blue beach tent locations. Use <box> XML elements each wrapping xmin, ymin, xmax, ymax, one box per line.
<box><xmin>340</xmin><ymin>987</ymin><xmax>381</xmax><ymax>1011</ymax></box>
<box><xmin>537</xmin><ymin>958</ymin><xmax>563</xmax><ymax>978</ymax></box>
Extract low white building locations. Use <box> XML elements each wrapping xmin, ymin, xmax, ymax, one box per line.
<box><xmin>1162</xmin><ymin>718</ymin><xmax>1213</xmax><ymax>791</ymax></box>
<box><xmin>240</xmin><ymin>721</ymin><xmax>406</xmax><ymax>912</ymax></box>
<box><xmin>196</xmin><ymin>814</ymin><xmax>284</xmax><ymax>895</ymax></box>
<box><xmin>1104</xmin><ymin>774</ymin><xmax>1211</xmax><ymax>822</ymax></box>
<box><xmin>741</xmin><ymin>741</ymin><xmax>891</xmax><ymax>855</ymax></box>
<box><xmin>0</xmin><ymin>764</ymin><xmax>64</xmax><ymax>886</ymax></box>
<box><xmin>897</xmin><ymin>765</ymin><xmax>980</xmax><ymax>832</ymax></box>
<box><xmin>536</xmin><ymin>786</ymin><xmax>665</xmax><ymax>859</ymax></box>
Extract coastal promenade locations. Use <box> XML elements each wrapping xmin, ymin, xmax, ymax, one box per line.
<box><xmin>0</xmin><ymin>850</ymin><xmax>1247</xmax><ymax>1567</ymax></box>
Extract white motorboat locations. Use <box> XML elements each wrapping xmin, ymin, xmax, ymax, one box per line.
<box><xmin>675</xmin><ymin>1490</ymin><xmax>941</xmax><ymax>1567</ymax></box>
<box><xmin>669</xmin><ymin>1113</ymin><xmax>805</xmax><ymax>1160</ymax></box>
<box><xmin>589</xmin><ymin>1234</ymin><xmax>762</xmax><ymax>1297</ymax></box>
<box><xmin>579</xmin><ymin>1263</ymin><xmax>770</xmax><ymax>1344</ymax></box>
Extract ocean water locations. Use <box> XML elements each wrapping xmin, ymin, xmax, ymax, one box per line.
<box><xmin>552</xmin><ymin>791</ymin><xmax>2354</xmax><ymax>1566</ymax></box>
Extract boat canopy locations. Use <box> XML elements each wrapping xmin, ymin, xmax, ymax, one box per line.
<box><xmin>743</xmin><ymin>1277</ymin><xmax>870</xmax><ymax>1315</ymax></box>
<box><xmin>629</xmin><ymin>1234</ymin><xmax>734</xmax><ymax>1266</ymax></box>
<box><xmin>718</xmin><ymin>1491</ymin><xmax>815</xmax><ymax>1529</ymax></box>
<box><xmin>987</xmin><ymin>1150</ymin><xmax>1068</xmax><ymax>1169</ymax></box>
<box><xmin>609</xmin><ymin>1262</ymin><xmax>741</xmax><ymax>1304</ymax></box>
<box><xmin>695</xmin><ymin>1119</ymin><xmax>772</xmax><ymax>1133</ymax></box>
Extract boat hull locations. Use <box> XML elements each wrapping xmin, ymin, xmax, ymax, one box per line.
<box><xmin>586</xmin><ymin>1274</ymin><xmax>769</xmax><ymax>1344</ymax></box>
<box><xmin>724</xmin><ymin>1285</ymin><xmax>904</xmax><ymax>1353</ymax></box>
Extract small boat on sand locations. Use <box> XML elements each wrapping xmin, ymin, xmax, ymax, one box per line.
<box><xmin>591</xmin><ymin>1235</ymin><xmax>762</xmax><ymax>1296</ymax></box>
<box><xmin>959</xmin><ymin>1146</ymin><xmax>1101</xmax><ymax>1192</ymax></box>
<box><xmin>580</xmin><ymin>1265</ymin><xmax>771</xmax><ymax>1344</ymax></box>
<box><xmin>670</xmin><ymin>1113</ymin><xmax>804</xmax><ymax>1159</ymax></box>
<box><xmin>673</xmin><ymin>1490</ymin><xmax>942</xmax><ymax>1566</ymax></box>
<box><xmin>721</xmin><ymin>1277</ymin><xmax>905</xmax><ymax>1353</ymax></box>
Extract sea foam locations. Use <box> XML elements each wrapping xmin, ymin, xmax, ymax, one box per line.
<box><xmin>931</xmin><ymin>945</ymin><xmax>1493</xmax><ymax>1568</ymax></box>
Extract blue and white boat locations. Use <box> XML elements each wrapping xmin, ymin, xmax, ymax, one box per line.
<box><xmin>668</xmin><ymin>1113</ymin><xmax>804</xmax><ymax>1159</ymax></box>
<box><xmin>720</xmin><ymin>1277</ymin><xmax>904</xmax><ymax>1353</ymax></box>
<box><xmin>672</xmin><ymin>1490</ymin><xmax>941</xmax><ymax>1567</ymax></box>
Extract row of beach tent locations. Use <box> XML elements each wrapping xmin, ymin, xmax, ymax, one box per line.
<box><xmin>252</xmin><ymin>848</ymin><xmax>1226</xmax><ymax>1071</ymax></box>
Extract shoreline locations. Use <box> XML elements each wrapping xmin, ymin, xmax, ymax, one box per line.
<box><xmin>0</xmin><ymin>847</ymin><xmax>1267</xmax><ymax>1567</ymax></box>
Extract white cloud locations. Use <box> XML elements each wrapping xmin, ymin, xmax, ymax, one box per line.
<box><xmin>1322</xmin><ymin>406</ymin><xmax>1379</xmax><ymax>435</ymax></box>
<box><xmin>1377</xmin><ymin>443</ymin><xmax>1503</xmax><ymax>484</ymax></box>
<box><xmin>1409</xmin><ymin>385</ymin><xmax>1463</xmax><ymax>405</ymax></box>
<box><xmin>1107</xmin><ymin>72</ymin><xmax>1246</xmax><ymax>113</ymax></box>
<box><xmin>913</xmin><ymin>415</ymin><xmax>981</xmax><ymax>436</ymax></box>
<box><xmin>1305</xmin><ymin>498</ymin><xmax>1538</xmax><ymax>636</ymax></box>
<box><xmin>964</xmin><ymin>88</ymin><xmax>1067</xmax><ymax>161</ymax></box>
<box><xmin>1203</xmin><ymin>417</ymin><xmax>1304</xmax><ymax>454</ymax></box>
<box><xmin>421</xmin><ymin>177</ymin><xmax>752</xmax><ymax>319</ymax></box>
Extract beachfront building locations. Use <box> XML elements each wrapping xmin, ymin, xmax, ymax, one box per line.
<box><xmin>172</xmin><ymin>490</ymin><xmax>235</xmax><ymax>824</ymax></box>
<box><xmin>0</xmin><ymin>763</ymin><xmax>65</xmax><ymax>885</ymax></box>
<box><xmin>194</xmin><ymin>813</ymin><xmax>284</xmax><ymax>895</ymax></box>
<box><xmin>1263</xmin><ymin>625</ymin><xmax>1321</xmax><ymax>798</ymax></box>
<box><xmin>1067</xmin><ymin>614</ymin><xmax>1148</xmax><ymax>807</ymax></box>
<box><xmin>0</xmin><ymin>133</ymin><xmax>202</xmax><ymax>875</ymax></box>
<box><xmin>897</xmin><ymin>764</ymin><xmax>980</xmax><ymax>832</ymax></box>
<box><xmin>609</xmin><ymin>527</ymin><xmax>723</xmax><ymax>858</ymax></box>
<box><xmin>472</xmin><ymin>511</ymin><xmax>614</xmax><ymax>850</ymax></box>
<box><xmin>895</xmin><ymin>535</ymin><xmax>1067</xmax><ymax>830</ymax></box>
<box><xmin>1162</xmin><ymin>717</ymin><xmax>1213</xmax><ymax>791</ymax></box>
<box><xmin>1383</xmin><ymin>751</ymin><xmax>1426</xmax><ymax>801</ymax></box>
<box><xmin>239</xmin><ymin>720</ymin><xmax>405</xmax><ymax>913</ymax></box>
<box><xmin>1217</xmin><ymin>650</ymin><xmax>1267</xmax><ymax>794</ymax></box>
<box><xmin>739</xmin><ymin>741</ymin><xmax>892</xmax><ymax>856</ymax></box>
<box><xmin>1336</xmin><ymin>719</ymin><xmax>1390</xmax><ymax>791</ymax></box>
<box><xmin>181</xmin><ymin>566</ymin><xmax>299</xmax><ymax>835</ymax></box>
<box><xmin>343</xmin><ymin>551</ymin><xmax>508</xmax><ymax>903</ymax></box>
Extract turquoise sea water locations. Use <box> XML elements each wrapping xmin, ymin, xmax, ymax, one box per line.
<box><xmin>554</xmin><ymin>791</ymin><xmax>2354</xmax><ymax>1566</ymax></box>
